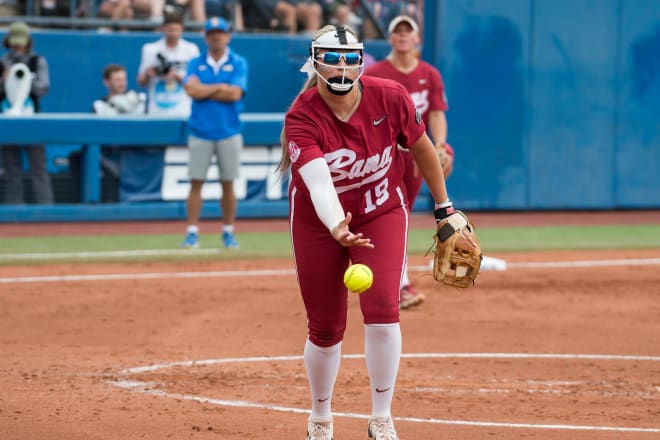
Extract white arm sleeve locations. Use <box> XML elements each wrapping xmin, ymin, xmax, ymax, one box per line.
<box><xmin>298</xmin><ymin>158</ymin><xmax>346</xmax><ymax>233</ymax></box>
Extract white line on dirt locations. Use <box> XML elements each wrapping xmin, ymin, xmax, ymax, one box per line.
<box><xmin>110</xmin><ymin>381</ymin><xmax>660</xmax><ymax>432</ymax></box>
<box><xmin>109</xmin><ymin>352</ymin><xmax>660</xmax><ymax>434</ymax></box>
<box><xmin>118</xmin><ymin>352</ymin><xmax>660</xmax><ymax>375</ymax></box>
<box><xmin>1</xmin><ymin>257</ymin><xmax>659</xmax><ymax>283</ymax></box>
<box><xmin>506</xmin><ymin>258</ymin><xmax>660</xmax><ymax>268</ymax></box>
<box><xmin>0</xmin><ymin>269</ymin><xmax>296</xmax><ymax>284</ymax></box>
<box><xmin>0</xmin><ymin>249</ymin><xmax>223</xmax><ymax>260</ymax></box>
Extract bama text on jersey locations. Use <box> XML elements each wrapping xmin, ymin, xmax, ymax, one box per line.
<box><xmin>325</xmin><ymin>145</ymin><xmax>393</xmax><ymax>195</ymax></box>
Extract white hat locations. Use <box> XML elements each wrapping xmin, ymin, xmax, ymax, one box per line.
<box><xmin>388</xmin><ymin>15</ymin><xmax>419</xmax><ymax>34</ymax></box>
<box><xmin>311</xmin><ymin>25</ymin><xmax>363</xmax><ymax>51</ymax></box>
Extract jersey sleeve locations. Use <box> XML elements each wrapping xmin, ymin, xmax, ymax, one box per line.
<box><xmin>284</xmin><ymin>104</ymin><xmax>324</xmax><ymax>171</ymax></box>
<box><xmin>394</xmin><ymin>82</ymin><xmax>427</xmax><ymax>148</ymax></box>
<box><xmin>428</xmin><ymin>67</ymin><xmax>449</xmax><ymax>112</ymax></box>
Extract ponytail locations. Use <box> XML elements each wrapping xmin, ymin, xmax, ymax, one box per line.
<box><xmin>277</xmin><ymin>75</ymin><xmax>318</xmax><ymax>173</ymax></box>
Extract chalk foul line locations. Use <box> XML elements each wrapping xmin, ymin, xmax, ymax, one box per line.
<box><xmin>1</xmin><ymin>257</ymin><xmax>659</xmax><ymax>283</ymax></box>
<box><xmin>108</xmin><ymin>352</ymin><xmax>660</xmax><ymax>434</ymax></box>
<box><xmin>0</xmin><ymin>269</ymin><xmax>296</xmax><ymax>284</ymax></box>
<box><xmin>0</xmin><ymin>248</ymin><xmax>223</xmax><ymax>260</ymax></box>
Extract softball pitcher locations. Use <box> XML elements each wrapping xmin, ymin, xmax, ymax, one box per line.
<box><xmin>279</xmin><ymin>24</ymin><xmax>463</xmax><ymax>440</ymax></box>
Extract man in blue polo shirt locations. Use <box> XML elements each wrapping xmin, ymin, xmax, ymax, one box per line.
<box><xmin>181</xmin><ymin>16</ymin><xmax>248</xmax><ymax>249</ymax></box>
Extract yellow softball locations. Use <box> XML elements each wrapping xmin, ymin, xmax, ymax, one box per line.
<box><xmin>343</xmin><ymin>263</ymin><xmax>374</xmax><ymax>294</ymax></box>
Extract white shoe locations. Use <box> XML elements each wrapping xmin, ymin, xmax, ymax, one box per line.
<box><xmin>307</xmin><ymin>416</ymin><xmax>333</xmax><ymax>440</ymax></box>
<box><xmin>399</xmin><ymin>284</ymin><xmax>425</xmax><ymax>310</ymax></box>
<box><xmin>368</xmin><ymin>416</ymin><xmax>398</xmax><ymax>440</ymax></box>
<box><xmin>480</xmin><ymin>255</ymin><xmax>507</xmax><ymax>271</ymax></box>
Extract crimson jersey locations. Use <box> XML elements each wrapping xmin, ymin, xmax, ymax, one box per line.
<box><xmin>365</xmin><ymin>59</ymin><xmax>448</xmax><ymax>126</ymax></box>
<box><xmin>366</xmin><ymin>59</ymin><xmax>450</xmax><ymax>211</ymax></box>
<box><xmin>285</xmin><ymin>76</ymin><xmax>426</xmax><ymax>221</ymax></box>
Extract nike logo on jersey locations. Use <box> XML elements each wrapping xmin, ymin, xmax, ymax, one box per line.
<box><xmin>376</xmin><ymin>387</ymin><xmax>391</xmax><ymax>393</ymax></box>
<box><xmin>419</xmin><ymin>79</ymin><xmax>427</xmax><ymax>84</ymax></box>
<box><xmin>317</xmin><ymin>396</ymin><xmax>330</xmax><ymax>402</ymax></box>
<box><xmin>373</xmin><ymin>115</ymin><xmax>387</xmax><ymax>126</ymax></box>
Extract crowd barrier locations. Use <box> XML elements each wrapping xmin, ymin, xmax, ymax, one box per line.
<box><xmin>0</xmin><ymin>113</ymin><xmax>290</xmax><ymax>222</ymax></box>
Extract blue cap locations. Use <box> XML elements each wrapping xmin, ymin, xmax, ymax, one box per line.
<box><xmin>205</xmin><ymin>17</ymin><xmax>231</xmax><ymax>33</ymax></box>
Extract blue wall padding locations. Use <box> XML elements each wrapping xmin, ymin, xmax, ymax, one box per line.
<box><xmin>615</xmin><ymin>3</ymin><xmax>660</xmax><ymax>207</ymax></box>
<box><xmin>442</xmin><ymin>0</ymin><xmax>531</xmax><ymax>209</ymax></box>
<box><xmin>434</xmin><ymin>0</ymin><xmax>659</xmax><ymax>209</ymax></box>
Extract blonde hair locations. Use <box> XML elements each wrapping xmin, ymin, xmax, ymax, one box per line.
<box><xmin>277</xmin><ymin>25</ymin><xmax>360</xmax><ymax>174</ymax></box>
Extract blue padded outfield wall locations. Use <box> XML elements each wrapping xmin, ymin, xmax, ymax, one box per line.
<box><xmin>432</xmin><ymin>0</ymin><xmax>660</xmax><ymax>210</ymax></box>
<box><xmin>0</xmin><ymin>0</ymin><xmax>659</xmax><ymax>222</ymax></box>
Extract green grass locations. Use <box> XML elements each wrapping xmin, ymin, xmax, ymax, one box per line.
<box><xmin>0</xmin><ymin>233</ymin><xmax>290</xmax><ymax>254</ymax></box>
<box><xmin>0</xmin><ymin>232</ymin><xmax>293</xmax><ymax>265</ymax></box>
<box><xmin>1</xmin><ymin>224</ymin><xmax>659</xmax><ymax>265</ymax></box>
<box><xmin>409</xmin><ymin>224</ymin><xmax>660</xmax><ymax>253</ymax></box>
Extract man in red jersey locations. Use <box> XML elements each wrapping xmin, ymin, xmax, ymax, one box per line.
<box><xmin>278</xmin><ymin>24</ymin><xmax>477</xmax><ymax>440</ymax></box>
<box><xmin>365</xmin><ymin>15</ymin><xmax>454</xmax><ymax>309</ymax></box>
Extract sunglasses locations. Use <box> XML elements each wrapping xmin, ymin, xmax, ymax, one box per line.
<box><xmin>316</xmin><ymin>52</ymin><xmax>362</xmax><ymax>66</ymax></box>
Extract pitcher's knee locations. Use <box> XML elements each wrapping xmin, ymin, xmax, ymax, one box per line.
<box><xmin>362</xmin><ymin>303</ymin><xmax>399</xmax><ymax>325</ymax></box>
<box><xmin>308</xmin><ymin>326</ymin><xmax>345</xmax><ymax>347</ymax></box>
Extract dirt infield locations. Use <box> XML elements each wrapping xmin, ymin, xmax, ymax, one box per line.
<box><xmin>1</xmin><ymin>213</ymin><xmax>659</xmax><ymax>439</ymax></box>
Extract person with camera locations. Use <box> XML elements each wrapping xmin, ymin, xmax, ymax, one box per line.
<box><xmin>128</xmin><ymin>10</ymin><xmax>200</xmax><ymax>203</ymax></box>
<box><xmin>137</xmin><ymin>10</ymin><xmax>200</xmax><ymax>117</ymax></box>
<box><xmin>0</xmin><ymin>21</ymin><xmax>54</xmax><ymax>205</ymax></box>
<box><xmin>180</xmin><ymin>17</ymin><xmax>248</xmax><ymax>249</ymax></box>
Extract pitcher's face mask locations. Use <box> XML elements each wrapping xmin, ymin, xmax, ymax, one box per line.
<box><xmin>307</xmin><ymin>26</ymin><xmax>364</xmax><ymax>95</ymax></box>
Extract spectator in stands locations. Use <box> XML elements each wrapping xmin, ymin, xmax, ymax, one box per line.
<box><xmin>239</xmin><ymin>0</ymin><xmax>296</xmax><ymax>33</ymax></box>
<box><xmin>0</xmin><ymin>0</ymin><xmax>23</xmax><ymax>16</ymax></box>
<box><xmin>94</xmin><ymin>64</ymin><xmax>146</xmax><ymax>116</ymax></box>
<box><xmin>150</xmin><ymin>0</ymin><xmax>206</xmax><ymax>22</ymax></box>
<box><xmin>204</xmin><ymin>0</ymin><xmax>233</xmax><ymax>21</ymax></box>
<box><xmin>290</xmin><ymin>0</ymin><xmax>323</xmax><ymax>34</ymax></box>
<box><xmin>239</xmin><ymin>0</ymin><xmax>327</xmax><ymax>34</ymax></box>
<box><xmin>40</xmin><ymin>0</ymin><xmax>85</xmax><ymax>17</ymax></box>
<box><xmin>97</xmin><ymin>0</ymin><xmax>155</xmax><ymax>21</ymax></box>
<box><xmin>137</xmin><ymin>9</ymin><xmax>200</xmax><ymax>117</ymax></box>
<box><xmin>360</xmin><ymin>0</ymin><xmax>419</xmax><ymax>39</ymax></box>
<box><xmin>0</xmin><ymin>21</ymin><xmax>54</xmax><ymax>205</ymax></box>
<box><xmin>181</xmin><ymin>17</ymin><xmax>248</xmax><ymax>250</ymax></box>
<box><xmin>327</xmin><ymin>1</ymin><xmax>361</xmax><ymax>30</ymax></box>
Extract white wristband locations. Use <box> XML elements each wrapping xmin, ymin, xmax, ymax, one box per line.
<box><xmin>434</xmin><ymin>200</ymin><xmax>453</xmax><ymax>210</ymax></box>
